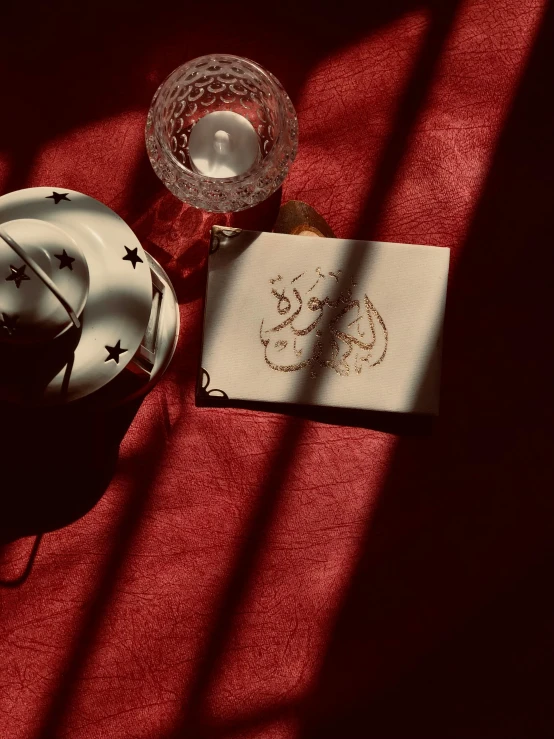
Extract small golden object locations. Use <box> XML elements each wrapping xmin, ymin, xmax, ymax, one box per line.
<box><xmin>273</xmin><ymin>201</ymin><xmax>335</xmax><ymax>239</ymax></box>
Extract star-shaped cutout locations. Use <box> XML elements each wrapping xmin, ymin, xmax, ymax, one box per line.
<box><xmin>122</xmin><ymin>246</ymin><xmax>143</xmax><ymax>269</ymax></box>
<box><xmin>5</xmin><ymin>264</ymin><xmax>30</xmax><ymax>288</ymax></box>
<box><xmin>46</xmin><ymin>191</ymin><xmax>71</xmax><ymax>204</ymax></box>
<box><xmin>0</xmin><ymin>312</ymin><xmax>18</xmax><ymax>336</ymax></box>
<box><xmin>54</xmin><ymin>249</ymin><xmax>75</xmax><ymax>270</ymax></box>
<box><xmin>105</xmin><ymin>340</ymin><xmax>127</xmax><ymax>364</ymax></box>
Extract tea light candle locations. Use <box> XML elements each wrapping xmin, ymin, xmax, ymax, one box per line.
<box><xmin>188</xmin><ymin>111</ymin><xmax>260</xmax><ymax>178</ymax></box>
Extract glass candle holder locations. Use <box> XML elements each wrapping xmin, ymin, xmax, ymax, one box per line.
<box><xmin>145</xmin><ymin>55</ymin><xmax>298</xmax><ymax>213</ymax></box>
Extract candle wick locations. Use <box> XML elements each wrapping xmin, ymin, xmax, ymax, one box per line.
<box><xmin>214</xmin><ymin>130</ymin><xmax>231</xmax><ymax>154</ymax></box>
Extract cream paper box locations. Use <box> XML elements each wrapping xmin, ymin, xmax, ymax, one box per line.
<box><xmin>198</xmin><ymin>227</ymin><xmax>450</xmax><ymax>414</ymax></box>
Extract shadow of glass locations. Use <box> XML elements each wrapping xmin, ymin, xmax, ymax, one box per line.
<box><xmin>127</xmin><ymin>176</ymin><xmax>283</xmax><ymax>312</ymax></box>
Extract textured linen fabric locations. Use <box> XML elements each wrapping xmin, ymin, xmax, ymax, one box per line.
<box><xmin>1</xmin><ymin>1</ymin><xmax>554</xmax><ymax>738</ymax></box>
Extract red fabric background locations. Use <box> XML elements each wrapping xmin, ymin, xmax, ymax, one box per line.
<box><xmin>1</xmin><ymin>1</ymin><xmax>554</xmax><ymax>737</ymax></box>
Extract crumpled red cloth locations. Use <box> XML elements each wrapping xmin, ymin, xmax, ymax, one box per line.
<box><xmin>1</xmin><ymin>1</ymin><xmax>554</xmax><ymax>737</ymax></box>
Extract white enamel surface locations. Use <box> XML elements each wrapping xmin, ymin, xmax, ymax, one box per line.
<box><xmin>188</xmin><ymin>111</ymin><xmax>260</xmax><ymax>178</ymax></box>
<box><xmin>129</xmin><ymin>253</ymin><xmax>180</xmax><ymax>401</ymax></box>
<box><xmin>0</xmin><ymin>188</ymin><xmax>152</xmax><ymax>402</ymax></box>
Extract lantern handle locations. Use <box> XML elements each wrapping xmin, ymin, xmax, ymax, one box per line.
<box><xmin>0</xmin><ymin>226</ymin><xmax>80</xmax><ymax>329</ymax></box>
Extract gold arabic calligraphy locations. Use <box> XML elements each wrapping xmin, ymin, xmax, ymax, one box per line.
<box><xmin>260</xmin><ymin>268</ymin><xmax>388</xmax><ymax>377</ymax></box>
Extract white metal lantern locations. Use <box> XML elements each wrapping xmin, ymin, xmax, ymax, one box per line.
<box><xmin>0</xmin><ymin>188</ymin><xmax>179</xmax><ymax>406</ymax></box>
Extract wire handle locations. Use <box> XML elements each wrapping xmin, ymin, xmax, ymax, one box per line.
<box><xmin>0</xmin><ymin>226</ymin><xmax>80</xmax><ymax>330</ymax></box>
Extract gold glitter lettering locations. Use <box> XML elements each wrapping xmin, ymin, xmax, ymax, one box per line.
<box><xmin>307</xmin><ymin>266</ymin><xmax>326</xmax><ymax>293</ymax></box>
<box><xmin>260</xmin><ymin>267</ymin><xmax>388</xmax><ymax>376</ymax></box>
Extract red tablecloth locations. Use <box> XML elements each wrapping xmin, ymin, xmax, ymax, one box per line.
<box><xmin>2</xmin><ymin>1</ymin><xmax>554</xmax><ymax>737</ymax></box>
